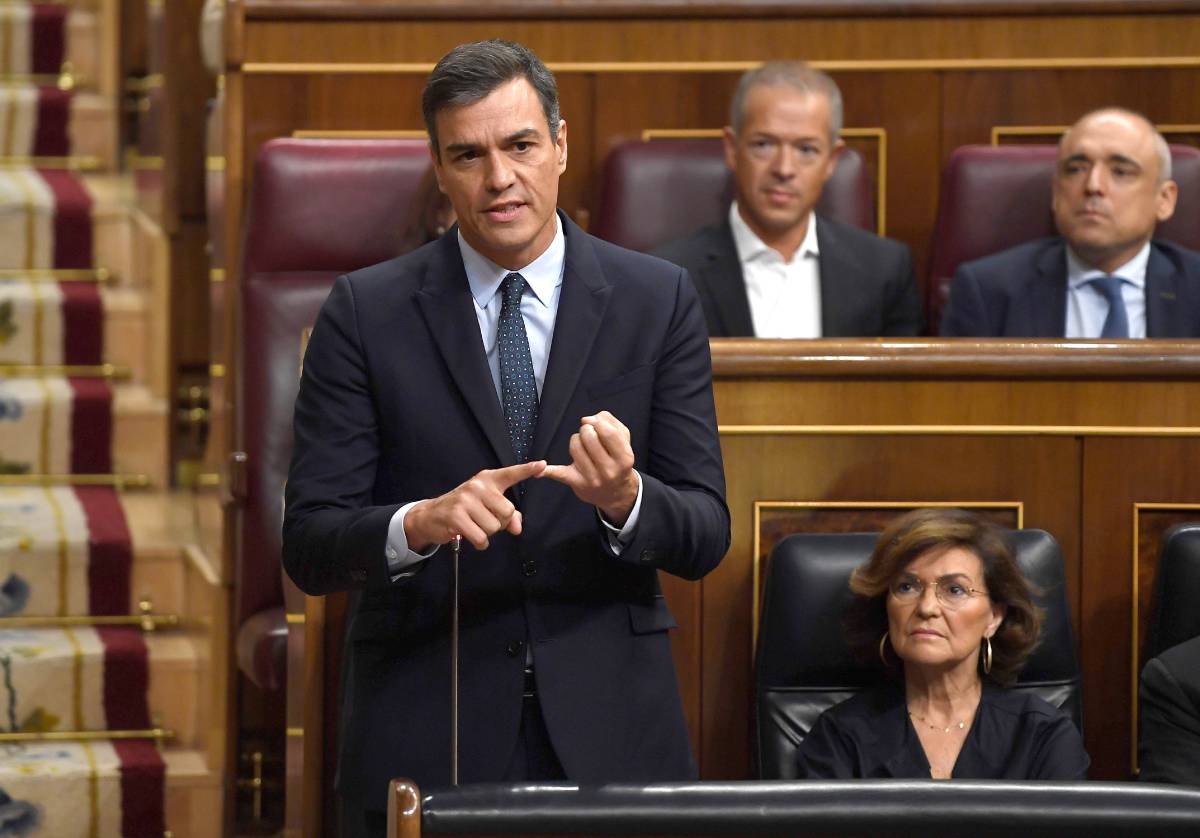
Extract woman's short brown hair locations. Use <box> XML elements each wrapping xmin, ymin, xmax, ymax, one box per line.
<box><xmin>843</xmin><ymin>508</ymin><xmax>1042</xmax><ymax>686</ymax></box>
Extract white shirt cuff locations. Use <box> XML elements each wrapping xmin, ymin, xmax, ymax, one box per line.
<box><xmin>598</xmin><ymin>470</ymin><xmax>643</xmax><ymax>554</ymax></box>
<box><xmin>385</xmin><ymin>501</ymin><xmax>439</xmax><ymax>580</ymax></box>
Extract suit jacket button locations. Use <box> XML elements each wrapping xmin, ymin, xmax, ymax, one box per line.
<box><xmin>505</xmin><ymin>640</ymin><xmax>524</xmax><ymax>657</ymax></box>
<box><xmin>522</xmin><ymin>559</ymin><xmax>537</xmax><ymax>577</ymax></box>
<box><xmin>639</xmin><ymin>548</ymin><xmax>660</xmax><ymax>564</ymax></box>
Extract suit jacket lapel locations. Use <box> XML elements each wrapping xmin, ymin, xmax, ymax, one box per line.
<box><xmin>816</xmin><ymin>218</ymin><xmax>856</xmax><ymax>336</ymax></box>
<box><xmin>702</xmin><ymin>223</ymin><xmax>755</xmax><ymax>336</ymax></box>
<box><xmin>1145</xmin><ymin>243</ymin><xmax>1179</xmax><ymax>337</ymax></box>
<box><xmin>1033</xmin><ymin>242</ymin><xmax>1070</xmax><ymax>337</ymax></box>
<box><xmin>414</xmin><ymin>230</ymin><xmax>514</xmax><ymax>467</ymax></box>
<box><xmin>530</xmin><ymin>214</ymin><xmax>612</xmax><ymax>460</ymax></box>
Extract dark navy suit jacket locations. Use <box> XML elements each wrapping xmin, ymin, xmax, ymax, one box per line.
<box><xmin>652</xmin><ymin>216</ymin><xmax>923</xmax><ymax>338</ymax></box>
<box><xmin>941</xmin><ymin>237</ymin><xmax>1200</xmax><ymax>337</ymax></box>
<box><xmin>1139</xmin><ymin>635</ymin><xmax>1200</xmax><ymax>785</ymax></box>
<box><xmin>282</xmin><ymin>212</ymin><xmax>729</xmax><ymax>809</ymax></box>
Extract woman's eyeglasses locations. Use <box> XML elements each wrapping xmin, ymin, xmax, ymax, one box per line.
<box><xmin>888</xmin><ymin>574</ymin><xmax>989</xmax><ymax>610</ymax></box>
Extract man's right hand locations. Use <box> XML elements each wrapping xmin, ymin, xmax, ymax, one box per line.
<box><xmin>404</xmin><ymin>460</ymin><xmax>547</xmax><ymax>552</ymax></box>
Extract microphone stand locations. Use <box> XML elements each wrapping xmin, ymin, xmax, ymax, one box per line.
<box><xmin>450</xmin><ymin>534</ymin><xmax>461</xmax><ymax>786</ymax></box>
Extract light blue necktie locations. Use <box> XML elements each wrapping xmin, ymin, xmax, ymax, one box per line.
<box><xmin>498</xmin><ymin>272</ymin><xmax>539</xmax><ymax>464</ymax></box>
<box><xmin>1090</xmin><ymin>275</ymin><xmax>1130</xmax><ymax>338</ymax></box>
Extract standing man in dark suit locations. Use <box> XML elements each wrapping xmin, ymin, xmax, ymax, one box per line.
<box><xmin>1139</xmin><ymin>635</ymin><xmax>1200</xmax><ymax>785</ymax></box>
<box><xmin>282</xmin><ymin>40</ymin><xmax>729</xmax><ymax>836</ymax></box>
<box><xmin>653</xmin><ymin>62</ymin><xmax>922</xmax><ymax>338</ymax></box>
<box><xmin>942</xmin><ymin>108</ymin><xmax>1200</xmax><ymax>338</ymax></box>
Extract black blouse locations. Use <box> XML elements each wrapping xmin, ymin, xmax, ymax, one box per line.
<box><xmin>794</xmin><ymin>681</ymin><xmax>1090</xmax><ymax>780</ymax></box>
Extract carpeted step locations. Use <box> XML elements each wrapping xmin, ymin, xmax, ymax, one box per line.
<box><xmin>0</xmin><ymin>167</ymin><xmax>93</xmax><ymax>270</ymax></box>
<box><xmin>0</xmin><ymin>626</ymin><xmax>150</xmax><ymax>733</ymax></box>
<box><xmin>0</xmin><ymin>739</ymin><xmax>165</xmax><ymax>837</ymax></box>
<box><xmin>0</xmin><ymin>485</ymin><xmax>129</xmax><ymax>617</ymax></box>
<box><xmin>0</xmin><ymin>376</ymin><xmax>112</xmax><ymax>475</ymax></box>
<box><xmin>0</xmin><ymin>84</ymin><xmax>72</xmax><ymax>157</ymax></box>
<box><xmin>0</xmin><ymin>4</ymin><xmax>66</xmax><ymax>79</ymax></box>
<box><xmin>0</xmin><ymin>275</ymin><xmax>102</xmax><ymax>365</ymax></box>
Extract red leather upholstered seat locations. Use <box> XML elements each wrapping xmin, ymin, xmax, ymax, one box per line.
<box><xmin>927</xmin><ymin>144</ymin><xmax>1200</xmax><ymax>331</ymax></box>
<box><xmin>590</xmin><ymin>138</ymin><xmax>875</xmax><ymax>253</ymax></box>
<box><xmin>235</xmin><ymin>137</ymin><xmax>432</xmax><ymax>689</ymax></box>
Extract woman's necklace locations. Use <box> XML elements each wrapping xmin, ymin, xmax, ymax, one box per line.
<box><xmin>908</xmin><ymin>709</ymin><xmax>966</xmax><ymax>734</ymax></box>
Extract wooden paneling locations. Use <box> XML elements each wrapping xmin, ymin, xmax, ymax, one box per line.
<box><xmin>941</xmin><ymin>68</ymin><xmax>1200</xmax><ymax>163</ymax></box>
<box><xmin>1080</xmin><ymin>439</ymin><xmax>1200</xmax><ymax>775</ymax></box>
<box><xmin>676</xmin><ymin>342</ymin><xmax>1200</xmax><ymax>781</ymax></box>
<box><xmin>221</xmin><ymin>0</ymin><xmax>1200</xmax><ymax>794</ymax></box>
<box><xmin>240</xmin><ymin>16</ymin><xmax>1200</xmax><ymax>64</ymax></box>
<box><xmin>704</xmin><ymin>431</ymin><xmax>1082</xmax><ymax>778</ymax></box>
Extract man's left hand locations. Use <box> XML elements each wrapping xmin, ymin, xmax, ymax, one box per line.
<box><xmin>542</xmin><ymin>411</ymin><xmax>638</xmax><ymax>526</ymax></box>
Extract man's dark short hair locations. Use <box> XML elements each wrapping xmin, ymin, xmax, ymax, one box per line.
<box><xmin>422</xmin><ymin>39</ymin><xmax>560</xmax><ymax>157</ymax></box>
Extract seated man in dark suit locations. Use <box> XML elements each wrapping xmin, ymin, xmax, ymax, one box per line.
<box><xmin>942</xmin><ymin>108</ymin><xmax>1200</xmax><ymax>338</ymax></box>
<box><xmin>653</xmin><ymin>62</ymin><xmax>922</xmax><ymax>338</ymax></box>
<box><xmin>1139</xmin><ymin>635</ymin><xmax>1200</xmax><ymax>785</ymax></box>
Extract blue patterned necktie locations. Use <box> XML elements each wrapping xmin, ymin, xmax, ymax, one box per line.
<box><xmin>1090</xmin><ymin>275</ymin><xmax>1130</xmax><ymax>338</ymax></box>
<box><xmin>498</xmin><ymin>272</ymin><xmax>539</xmax><ymax>463</ymax></box>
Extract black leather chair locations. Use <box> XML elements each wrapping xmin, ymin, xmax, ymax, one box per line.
<box><xmin>1145</xmin><ymin>523</ymin><xmax>1200</xmax><ymax>659</ymax></box>
<box><xmin>393</xmin><ymin>779</ymin><xmax>1200</xmax><ymax>837</ymax></box>
<box><xmin>755</xmin><ymin>530</ymin><xmax>1081</xmax><ymax>779</ymax></box>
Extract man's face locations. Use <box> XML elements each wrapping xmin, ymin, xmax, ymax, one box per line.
<box><xmin>723</xmin><ymin>85</ymin><xmax>842</xmax><ymax>249</ymax></box>
<box><xmin>1052</xmin><ymin>111</ymin><xmax>1178</xmax><ymax>273</ymax></box>
<box><xmin>431</xmin><ymin>78</ymin><xmax>567</xmax><ymax>270</ymax></box>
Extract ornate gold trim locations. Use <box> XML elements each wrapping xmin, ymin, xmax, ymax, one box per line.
<box><xmin>641</xmin><ymin>129</ymin><xmax>720</xmax><ymax>140</ymax></box>
<box><xmin>640</xmin><ymin>127</ymin><xmax>887</xmax><ymax>236</ymax></box>
<box><xmin>0</xmin><ymin>614</ymin><xmax>179</xmax><ymax>629</ymax></box>
<box><xmin>206</xmin><ymin>155</ymin><xmax>225</xmax><ymax>171</ymax></box>
<box><xmin>210</xmin><ymin>363</ymin><xmax>226</xmax><ymax>378</ymax></box>
<box><xmin>1</xmin><ymin>74</ymin><xmax>15</xmax><ymax>157</ymax></box>
<box><xmin>0</xmin><ymin>727</ymin><xmax>175</xmax><ymax>743</ymax></box>
<box><xmin>210</xmin><ymin>268</ymin><xmax>226</xmax><ymax>283</ymax></box>
<box><xmin>84</xmin><ymin>740</ymin><xmax>98</xmax><ymax>838</ymax></box>
<box><xmin>130</xmin><ymin>155</ymin><xmax>163</xmax><ymax>171</ymax></box>
<box><xmin>0</xmin><ymin>364</ymin><xmax>131</xmax><ymax>379</ymax></box>
<box><xmin>47</xmin><ymin>486</ymin><xmax>70</xmax><ymax>618</ymax></box>
<box><xmin>65</xmin><ymin>625</ymin><xmax>83</xmax><ymax>727</ymax></box>
<box><xmin>992</xmin><ymin>123</ymin><xmax>1200</xmax><ymax>145</ymax></box>
<box><xmin>243</xmin><ymin>57</ymin><xmax>1200</xmax><ymax>76</ymax></box>
<box><xmin>286</xmin><ymin>613</ymin><xmax>305</xmax><ymax>625</ymax></box>
<box><xmin>290</xmin><ymin>129</ymin><xmax>427</xmax><ymax>139</ymax></box>
<box><xmin>0</xmin><ymin>73</ymin><xmax>79</xmax><ymax>90</ymax></box>
<box><xmin>0</xmin><ymin>474</ymin><xmax>152</xmax><ymax>488</ymax></box>
<box><xmin>0</xmin><ymin>155</ymin><xmax>101</xmax><ymax>170</ymax></box>
<box><xmin>286</xmin><ymin>727</ymin><xmax>303</xmax><ymax>738</ymax></box>
<box><xmin>751</xmin><ymin>500</ymin><xmax>1023</xmax><ymax>655</ymax></box>
<box><xmin>194</xmin><ymin>472</ymin><xmax>221</xmax><ymax>489</ymax></box>
<box><xmin>124</xmin><ymin>74</ymin><xmax>163</xmax><ymax>93</ymax></box>
<box><xmin>720</xmin><ymin>424</ymin><xmax>1200</xmax><ymax>436</ymax></box>
<box><xmin>0</xmin><ymin>268</ymin><xmax>112</xmax><ymax>282</ymax></box>
<box><xmin>1129</xmin><ymin>501</ymin><xmax>1200</xmax><ymax>775</ymax></box>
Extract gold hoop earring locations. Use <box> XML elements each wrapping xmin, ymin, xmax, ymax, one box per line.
<box><xmin>879</xmin><ymin>631</ymin><xmax>890</xmax><ymax>667</ymax></box>
<box><xmin>983</xmin><ymin>636</ymin><xmax>993</xmax><ymax>675</ymax></box>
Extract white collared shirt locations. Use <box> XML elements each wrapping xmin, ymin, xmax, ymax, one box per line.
<box><xmin>728</xmin><ymin>202</ymin><xmax>823</xmax><ymax>338</ymax></box>
<box><xmin>1064</xmin><ymin>242</ymin><xmax>1149</xmax><ymax>339</ymax></box>
<box><xmin>459</xmin><ymin>217</ymin><xmax>565</xmax><ymax>398</ymax></box>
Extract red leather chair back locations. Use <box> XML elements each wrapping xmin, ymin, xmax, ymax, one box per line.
<box><xmin>591</xmin><ymin>138</ymin><xmax>875</xmax><ymax>253</ymax></box>
<box><xmin>927</xmin><ymin>143</ymin><xmax>1200</xmax><ymax>330</ymax></box>
<box><xmin>236</xmin><ymin>138</ymin><xmax>432</xmax><ymax>636</ymax></box>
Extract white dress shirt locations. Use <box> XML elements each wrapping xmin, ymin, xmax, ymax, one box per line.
<box><xmin>728</xmin><ymin>202</ymin><xmax>823</xmax><ymax>338</ymax></box>
<box><xmin>1064</xmin><ymin>242</ymin><xmax>1149</xmax><ymax>339</ymax></box>
<box><xmin>384</xmin><ymin>217</ymin><xmax>642</xmax><ymax>577</ymax></box>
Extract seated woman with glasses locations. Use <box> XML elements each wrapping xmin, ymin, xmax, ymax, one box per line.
<box><xmin>794</xmin><ymin>508</ymin><xmax>1089</xmax><ymax>780</ymax></box>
